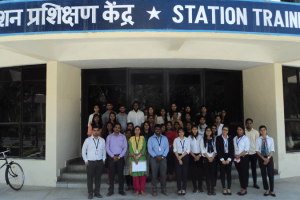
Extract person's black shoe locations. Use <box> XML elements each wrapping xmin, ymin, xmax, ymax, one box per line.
<box><xmin>106</xmin><ymin>192</ymin><xmax>114</xmax><ymax>197</ymax></box>
<box><xmin>94</xmin><ymin>193</ymin><xmax>103</xmax><ymax>198</ymax></box>
<box><xmin>198</xmin><ymin>188</ymin><xmax>204</xmax><ymax>193</ymax></box>
<box><xmin>88</xmin><ymin>194</ymin><xmax>93</xmax><ymax>199</ymax></box>
<box><xmin>253</xmin><ymin>184</ymin><xmax>260</xmax><ymax>189</ymax></box>
<box><xmin>207</xmin><ymin>191</ymin><xmax>212</xmax><ymax>195</ymax></box>
<box><xmin>239</xmin><ymin>191</ymin><xmax>247</xmax><ymax>196</ymax></box>
<box><xmin>264</xmin><ymin>192</ymin><xmax>270</xmax><ymax>196</ymax></box>
<box><xmin>211</xmin><ymin>190</ymin><xmax>216</xmax><ymax>195</ymax></box>
<box><xmin>118</xmin><ymin>191</ymin><xmax>126</xmax><ymax>196</ymax></box>
<box><xmin>270</xmin><ymin>192</ymin><xmax>276</xmax><ymax>197</ymax></box>
<box><xmin>192</xmin><ymin>188</ymin><xmax>198</xmax><ymax>194</ymax></box>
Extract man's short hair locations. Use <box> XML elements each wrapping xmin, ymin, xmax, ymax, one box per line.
<box><xmin>92</xmin><ymin>125</ymin><xmax>100</xmax><ymax>130</ymax></box>
<box><xmin>259</xmin><ymin>125</ymin><xmax>267</xmax><ymax>130</ymax></box>
<box><xmin>154</xmin><ymin>124</ymin><xmax>161</xmax><ymax>129</ymax></box>
<box><xmin>106</xmin><ymin>102</ymin><xmax>113</xmax><ymax>106</ymax></box>
<box><xmin>113</xmin><ymin>122</ymin><xmax>121</xmax><ymax>129</ymax></box>
<box><xmin>245</xmin><ymin>118</ymin><xmax>253</xmax><ymax>123</ymax></box>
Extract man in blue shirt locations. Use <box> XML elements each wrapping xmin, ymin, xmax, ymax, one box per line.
<box><xmin>148</xmin><ymin>124</ymin><xmax>169</xmax><ymax>196</ymax></box>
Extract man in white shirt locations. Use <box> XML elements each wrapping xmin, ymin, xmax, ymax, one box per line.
<box><xmin>82</xmin><ymin>126</ymin><xmax>106</xmax><ymax>199</ymax></box>
<box><xmin>245</xmin><ymin>118</ymin><xmax>260</xmax><ymax>189</ymax></box>
<box><xmin>127</xmin><ymin>101</ymin><xmax>144</xmax><ymax>127</ymax></box>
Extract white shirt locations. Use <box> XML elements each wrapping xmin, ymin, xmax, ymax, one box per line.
<box><xmin>173</xmin><ymin>137</ymin><xmax>190</xmax><ymax>154</ymax></box>
<box><xmin>233</xmin><ymin>135</ymin><xmax>250</xmax><ymax>156</ymax></box>
<box><xmin>189</xmin><ymin>135</ymin><xmax>202</xmax><ymax>154</ymax></box>
<box><xmin>156</xmin><ymin>116</ymin><xmax>166</xmax><ymax>124</ymax></box>
<box><xmin>87</xmin><ymin>113</ymin><xmax>95</xmax><ymax>127</ymax></box>
<box><xmin>127</xmin><ymin>110</ymin><xmax>145</xmax><ymax>127</ymax></box>
<box><xmin>216</xmin><ymin>123</ymin><xmax>224</xmax><ymax>136</ymax></box>
<box><xmin>255</xmin><ymin>135</ymin><xmax>275</xmax><ymax>154</ymax></box>
<box><xmin>200</xmin><ymin>138</ymin><xmax>216</xmax><ymax>158</ymax></box>
<box><xmin>198</xmin><ymin>124</ymin><xmax>207</xmax><ymax>138</ymax></box>
<box><xmin>82</xmin><ymin>136</ymin><xmax>106</xmax><ymax>162</ymax></box>
<box><xmin>245</xmin><ymin>128</ymin><xmax>260</xmax><ymax>155</ymax></box>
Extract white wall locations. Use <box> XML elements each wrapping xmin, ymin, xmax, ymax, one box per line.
<box><xmin>243</xmin><ymin>63</ymin><xmax>300</xmax><ymax>178</ymax></box>
<box><xmin>0</xmin><ymin>62</ymin><xmax>81</xmax><ymax>187</ymax></box>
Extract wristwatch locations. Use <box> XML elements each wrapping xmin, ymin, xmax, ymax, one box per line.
<box><xmin>162</xmin><ymin>156</ymin><xmax>164</xmax><ymax>159</ymax></box>
<box><xmin>267</xmin><ymin>156</ymin><xmax>270</xmax><ymax>159</ymax></box>
<box><xmin>118</xmin><ymin>156</ymin><xmax>120</xmax><ymax>159</ymax></box>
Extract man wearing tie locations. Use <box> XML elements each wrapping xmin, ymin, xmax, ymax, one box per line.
<box><xmin>82</xmin><ymin>126</ymin><xmax>106</xmax><ymax>199</ymax></box>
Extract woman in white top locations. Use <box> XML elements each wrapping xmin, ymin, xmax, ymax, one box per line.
<box><xmin>215</xmin><ymin>115</ymin><xmax>224</xmax><ymax>136</ymax></box>
<box><xmin>144</xmin><ymin>106</ymin><xmax>157</xmax><ymax>122</ymax></box>
<box><xmin>156</xmin><ymin>108</ymin><xmax>167</xmax><ymax>124</ymax></box>
<box><xmin>233</xmin><ymin>125</ymin><xmax>250</xmax><ymax>196</ymax></box>
<box><xmin>189</xmin><ymin>125</ymin><xmax>204</xmax><ymax>193</ymax></box>
<box><xmin>255</xmin><ymin>125</ymin><xmax>276</xmax><ymax>197</ymax></box>
<box><xmin>87</xmin><ymin>105</ymin><xmax>100</xmax><ymax>126</ymax></box>
<box><xmin>200</xmin><ymin>127</ymin><xmax>217</xmax><ymax>195</ymax></box>
<box><xmin>167</xmin><ymin>103</ymin><xmax>181</xmax><ymax>121</ymax></box>
<box><xmin>173</xmin><ymin>128</ymin><xmax>190</xmax><ymax>195</ymax></box>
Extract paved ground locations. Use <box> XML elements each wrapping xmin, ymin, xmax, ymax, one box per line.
<box><xmin>0</xmin><ymin>177</ymin><xmax>300</xmax><ymax>200</ymax></box>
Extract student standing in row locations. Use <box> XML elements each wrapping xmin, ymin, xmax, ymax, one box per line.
<box><xmin>87</xmin><ymin>104</ymin><xmax>100</xmax><ymax>126</ymax></box>
<box><xmin>116</xmin><ymin>105</ymin><xmax>128</xmax><ymax>133</ymax></box>
<box><xmin>129</xmin><ymin>126</ymin><xmax>147</xmax><ymax>196</ymax></box>
<box><xmin>148</xmin><ymin>124</ymin><xmax>169</xmax><ymax>197</ymax></box>
<box><xmin>127</xmin><ymin>102</ymin><xmax>144</xmax><ymax>127</ymax></box>
<box><xmin>245</xmin><ymin>118</ymin><xmax>260</xmax><ymax>189</ymax></box>
<box><xmin>171</xmin><ymin>112</ymin><xmax>183</xmax><ymax>129</ymax></box>
<box><xmin>165</xmin><ymin>121</ymin><xmax>177</xmax><ymax>182</ymax></box>
<box><xmin>256</xmin><ymin>125</ymin><xmax>276</xmax><ymax>197</ymax></box>
<box><xmin>173</xmin><ymin>128</ymin><xmax>190</xmax><ymax>195</ymax></box>
<box><xmin>216</xmin><ymin>125</ymin><xmax>234</xmax><ymax>195</ymax></box>
<box><xmin>189</xmin><ymin>125</ymin><xmax>204</xmax><ymax>194</ymax></box>
<box><xmin>106</xmin><ymin>123</ymin><xmax>127</xmax><ymax>197</ymax></box>
<box><xmin>102</xmin><ymin>102</ymin><xmax>116</xmax><ymax>128</ymax></box>
<box><xmin>197</xmin><ymin>105</ymin><xmax>213</xmax><ymax>126</ymax></box>
<box><xmin>184</xmin><ymin>122</ymin><xmax>192</xmax><ymax>137</ymax></box>
<box><xmin>200</xmin><ymin>127</ymin><xmax>217</xmax><ymax>195</ymax></box>
<box><xmin>197</xmin><ymin>116</ymin><xmax>207</xmax><ymax>137</ymax></box>
<box><xmin>156</xmin><ymin>108</ymin><xmax>167</xmax><ymax>124</ymax></box>
<box><xmin>87</xmin><ymin>114</ymin><xmax>102</xmax><ymax>137</ymax></box>
<box><xmin>82</xmin><ymin>126</ymin><xmax>106</xmax><ymax>199</ymax></box>
<box><xmin>167</xmin><ymin>103</ymin><xmax>181</xmax><ymax>121</ymax></box>
<box><xmin>145</xmin><ymin>106</ymin><xmax>156</xmax><ymax>122</ymax></box>
<box><xmin>215</xmin><ymin>115</ymin><xmax>224</xmax><ymax>136</ymax></box>
<box><xmin>148</xmin><ymin>115</ymin><xmax>156</xmax><ymax>132</ymax></box>
<box><xmin>234</xmin><ymin>125</ymin><xmax>250</xmax><ymax>196</ymax></box>
<box><xmin>124</xmin><ymin>129</ymin><xmax>133</xmax><ymax>191</ymax></box>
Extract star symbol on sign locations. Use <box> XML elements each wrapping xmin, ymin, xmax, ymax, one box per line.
<box><xmin>147</xmin><ymin>6</ymin><xmax>161</xmax><ymax>20</ymax></box>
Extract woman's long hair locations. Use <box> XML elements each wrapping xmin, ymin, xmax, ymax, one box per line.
<box><xmin>158</xmin><ymin>108</ymin><xmax>168</xmax><ymax>124</ymax></box>
<box><xmin>107</xmin><ymin>112</ymin><xmax>117</xmax><ymax>124</ymax></box>
<box><xmin>169</xmin><ymin>103</ymin><xmax>179</xmax><ymax>119</ymax></box>
<box><xmin>182</xmin><ymin>104</ymin><xmax>195</xmax><ymax>122</ymax></box>
<box><xmin>203</xmin><ymin>126</ymin><xmax>214</xmax><ymax>148</ymax></box>
<box><xmin>142</xmin><ymin>121</ymin><xmax>153</xmax><ymax>139</ymax></box>
<box><xmin>190</xmin><ymin>125</ymin><xmax>199</xmax><ymax>140</ymax></box>
<box><xmin>91</xmin><ymin>114</ymin><xmax>102</xmax><ymax>127</ymax></box>
<box><xmin>104</xmin><ymin>122</ymin><xmax>113</xmax><ymax>140</ymax></box>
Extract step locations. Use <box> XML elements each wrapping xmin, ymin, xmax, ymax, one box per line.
<box><xmin>56</xmin><ymin>174</ymin><xmax>280</xmax><ymax>188</ymax></box>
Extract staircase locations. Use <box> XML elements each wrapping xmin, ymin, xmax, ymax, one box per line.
<box><xmin>56</xmin><ymin>158</ymin><xmax>280</xmax><ymax>188</ymax></box>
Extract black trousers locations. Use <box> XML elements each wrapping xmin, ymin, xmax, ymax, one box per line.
<box><xmin>125</xmin><ymin>175</ymin><xmax>133</xmax><ymax>187</ymax></box>
<box><xmin>108</xmin><ymin>156</ymin><xmax>124</xmax><ymax>193</ymax></box>
<box><xmin>234</xmin><ymin>155</ymin><xmax>249</xmax><ymax>189</ymax></box>
<box><xmin>258</xmin><ymin>156</ymin><xmax>274</xmax><ymax>192</ymax></box>
<box><xmin>213</xmin><ymin>155</ymin><xmax>218</xmax><ymax>187</ymax></box>
<box><xmin>167</xmin><ymin>152</ymin><xmax>175</xmax><ymax>175</ymax></box>
<box><xmin>203</xmin><ymin>157</ymin><xmax>216</xmax><ymax>191</ymax></box>
<box><xmin>175</xmin><ymin>155</ymin><xmax>189</xmax><ymax>191</ymax></box>
<box><xmin>189</xmin><ymin>154</ymin><xmax>203</xmax><ymax>189</ymax></box>
<box><xmin>249</xmin><ymin>154</ymin><xmax>258</xmax><ymax>184</ymax></box>
<box><xmin>219</xmin><ymin>154</ymin><xmax>232</xmax><ymax>189</ymax></box>
<box><xmin>87</xmin><ymin>160</ymin><xmax>104</xmax><ymax>195</ymax></box>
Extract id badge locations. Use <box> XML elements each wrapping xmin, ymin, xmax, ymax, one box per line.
<box><xmin>136</xmin><ymin>150</ymin><xmax>139</xmax><ymax>154</ymax></box>
<box><xmin>236</xmin><ymin>146</ymin><xmax>239</xmax><ymax>152</ymax></box>
<box><xmin>225</xmin><ymin>146</ymin><xmax>228</xmax><ymax>153</ymax></box>
<box><xmin>159</xmin><ymin>146</ymin><xmax>162</xmax><ymax>152</ymax></box>
<box><xmin>95</xmin><ymin>150</ymin><xmax>98</xmax><ymax>155</ymax></box>
<box><xmin>182</xmin><ymin>148</ymin><xmax>184</xmax><ymax>153</ymax></box>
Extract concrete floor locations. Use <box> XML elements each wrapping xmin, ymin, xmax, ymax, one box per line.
<box><xmin>0</xmin><ymin>177</ymin><xmax>300</xmax><ymax>200</ymax></box>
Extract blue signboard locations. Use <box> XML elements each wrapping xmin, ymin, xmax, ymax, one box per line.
<box><xmin>0</xmin><ymin>0</ymin><xmax>300</xmax><ymax>36</ymax></box>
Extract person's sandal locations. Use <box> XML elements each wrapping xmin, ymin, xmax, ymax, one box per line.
<box><xmin>182</xmin><ymin>190</ymin><xmax>186</xmax><ymax>195</ymax></box>
<box><xmin>141</xmin><ymin>191</ymin><xmax>146</xmax><ymax>196</ymax></box>
<box><xmin>177</xmin><ymin>190</ymin><xmax>182</xmax><ymax>195</ymax></box>
<box><xmin>134</xmin><ymin>191</ymin><xmax>139</xmax><ymax>196</ymax></box>
<box><xmin>223</xmin><ymin>189</ymin><xmax>227</xmax><ymax>195</ymax></box>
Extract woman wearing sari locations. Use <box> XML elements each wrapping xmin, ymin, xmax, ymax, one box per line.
<box><xmin>129</xmin><ymin>126</ymin><xmax>147</xmax><ymax>196</ymax></box>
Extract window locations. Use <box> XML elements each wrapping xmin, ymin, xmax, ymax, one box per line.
<box><xmin>0</xmin><ymin>65</ymin><xmax>46</xmax><ymax>158</ymax></box>
<box><xmin>283</xmin><ymin>67</ymin><xmax>300</xmax><ymax>151</ymax></box>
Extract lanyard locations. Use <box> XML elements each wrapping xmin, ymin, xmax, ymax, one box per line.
<box><xmin>180</xmin><ymin>139</ymin><xmax>185</xmax><ymax>150</ymax></box>
<box><xmin>155</xmin><ymin>136</ymin><xmax>162</xmax><ymax>147</ymax></box>
<box><xmin>236</xmin><ymin>135</ymin><xmax>244</xmax><ymax>147</ymax></box>
<box><xmin>223</xmin><ymin>137</ymin><xmax>228</xmax><ymax>147</ymax></box>
<box><xmin>135</xmin><ymin>136</ymin><xmax>140</xmax><ymax>150</ymax></box>
<box><xmin>93</xmin><ymin>138</ymin><xmax>99</xmax><ymax>149</ymax></box>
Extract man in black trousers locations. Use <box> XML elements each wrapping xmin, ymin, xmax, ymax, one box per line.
<box><xmin>82</xmin><ymin>126</ymin><xmax>106</xmax><ymax>199</ymax></box>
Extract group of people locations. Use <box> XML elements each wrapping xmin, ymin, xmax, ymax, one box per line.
<box><xmin>82</xmin><ymin>102</ymin><xmax>276</xmax><ymax>199</ymax></box>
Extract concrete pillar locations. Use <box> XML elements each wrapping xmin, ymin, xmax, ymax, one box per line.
<box><xmin>243</xmin><ymin>63</ymin><xmax>300</xmax><ymax>178</ymax></box>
